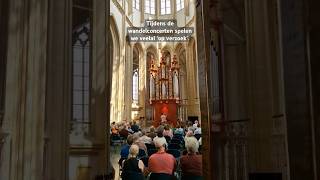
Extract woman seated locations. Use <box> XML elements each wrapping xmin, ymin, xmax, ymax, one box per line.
<box><xmin>148</xmin><ymin>137</ymin><xmax>176</xmax><ymax>176</ymax></box>
<box><xmin>180</xmin><ymin>136</ymin><xmax>203</xmax><ymax>179</ymax></box>
<box><xmin>174</xmin><ymin>125</ymin><xmax>185</xmax><ymax>136</ymax></box>
<box><xmin>162</xmin><ymin>124</ymin><xmax>173</xmax><ymax>139</ymax></box>
<box><xmin>121</xmin><ymin>144</ymin><xmax>145</xmax><ymax>180</ymax></box>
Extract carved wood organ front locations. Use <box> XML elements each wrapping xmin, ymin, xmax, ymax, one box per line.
<box><xmin>149</xmin><ymin>52</ymin><xmax>180</xmax><ymax>126</ymax></box>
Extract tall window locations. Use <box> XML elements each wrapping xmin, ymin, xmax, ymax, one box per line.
<box><xmin>132</xmin><ymin>48</ymin><xmax>139</xmax><ymax>104</ymax></box>
<box><xmin>161</xmin><ymin>0</ymin><xmax>171</xmax><ymax>15</ymax></box>
<box><xmin>72</xmin><ymin>0</ymin><xmax>92</xmax><ymax>134</ymax></box>
<box><xmin>133</xmin><ymin>0</ymin><xmax>140</xmax><ymax>10</ymax></box>
<box><xmin>132</xmin><ymin>70</ymin><xmax>139</xmax><ymax>104</ymax></box>
<box><xmin>176</xmin><ymin>0</ymin><xmax>184</xmax><ymax>11</ymax></box>
<box><xmin>145</xmin><ymin>0</ymin><xmax>155</xmax><ymax>14</ymax></box>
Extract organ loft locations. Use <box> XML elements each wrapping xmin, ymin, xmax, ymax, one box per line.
<box><xmin>149</xmin><ymin>52</ymin><xmax>180</xmax><ymax>127</ymax></box>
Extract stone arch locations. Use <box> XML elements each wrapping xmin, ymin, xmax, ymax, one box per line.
<box><xmin>109</xmin><ymin>16</ymin><xmax>121</xmax><ymax>123</ymax></box>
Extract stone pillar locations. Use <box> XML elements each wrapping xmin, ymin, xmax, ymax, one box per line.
<box><xmin>308</xmin><ymin>0</ymin><xmax>320</xmax><ymax>178</ymax></box>
<box><xmin>1</xmin><ymin>0</ymin><xmax>48</xmax><ymax>179</ymax></box>
<box><xmin>90</xmin><ymin>0</ymin><xmax>109</xmax><ymax>174</ymax></box>
<box><xmin>279</xmin><ymin>0</ymin><xmax>317</xmax><ymax>179</ymax></box>
<box><xmin>195</xmin><ymin>0</ymin><xmax>212</xmax><ymax>179</ymax></box>
<box><xmin>45</xmin><ymin>0</ymin><xmax>71</xmax><ymax>179</ymax></box>
<box><xmin>245</xmin><ymin>0</ymin><xmax>288</xmax><ymax>177</ymax></box>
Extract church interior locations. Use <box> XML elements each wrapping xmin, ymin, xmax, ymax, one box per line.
<box><xmin>1</xmin><ymin>0</ymin><xmax>320</xmax><ymax>180</ymax></box>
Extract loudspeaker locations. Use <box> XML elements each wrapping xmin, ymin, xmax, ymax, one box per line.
<box><xmin>249</xmin><ymin>173</ymin><xmax>282</xmax><ymax>180</ymax></box>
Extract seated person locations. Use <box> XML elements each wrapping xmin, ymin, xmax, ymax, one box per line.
<box><xmin>162</xmin><ymin>124</ymin><xmax>173</xmax><ymax>139</ymax></box>
<box><xmin>153</xmin><ymin>130</ymin><xmax>167</xmax><ymax>144</ymax></box>
<box><xmin>131</xmin><ymin>121</ymin><xmax>140</xmax><ymax>133</ymax></box>
<box><xmin>133</xmin><ymin>134</ymin><xmax>147</xmax><ymax>156</ymax></box>
<box><xmin>194</xmin><ymin>124</ymin><xmax>201</xmax><ymax>135</ymax></box>
<box><xmin>121</xmin><ymin>144</ymin><xmax>145</xmax><ymax>180</ymax></box>
<box><xmin>139</xmin><ymin>130</ymin><xmax>153</xmax><ymax>144</ymax></box>
<box><xmin>111</xmin><ymin>122</ymin><xmax>119</xmax><ymax>135</ymax></box>
<box><xmin>119</xmin><ymin>125</ymin><xmax>129</xmax><ymax>139</ymax></box>
<box><xmin>180</xmin><ymin>137</ymin><xmax>202</xmax><ymax>178</ymax></box>
<box><xmin>148</xmin><ymin>137</ymin><xmax>176</xmax><ymax>175</ymax></box>
<box><xmin>193</xmin><ymin>120</ymin><xmax>199</xmax><ymax>128</ymax></box>
<box><xmin>119</xmin><ymin>135</ymin><xmax>134</xmax><ymax>165</ymax></box>
<box><xmin>174</xmin><ymin>125</ymin><xmax>185</xmax><ymax>136</ymax></box>
<box><xmin>147</xmin><ymin>127</ymin><xmax>157</xmax><ymax>140</ymax></box>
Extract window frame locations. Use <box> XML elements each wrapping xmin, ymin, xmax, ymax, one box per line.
<box><xmin>145</xmin><ymin>0</ymin><xmax>155</xmax><ymax>14</ymax></box>
<box><xmin>160</xmin><ymin>0</ymin><xmax>171</xmax><ymax>15</ymax></box>
<box><xmin>133</xmin><ymin>0</ymin><xmax>140</xmax><ymax>10</ymax></box>
<box><xmin>176</xmin><ymin>0</ymin><xmax>184</xmax><ymax>11</ymax></box>
<box><xmin>71</xmin><ymin>1</ymin><xmax>93</xmax><ymax>134</ymax></box>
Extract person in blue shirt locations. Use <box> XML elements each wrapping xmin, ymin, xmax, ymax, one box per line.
<box><xmin>120</xmin><ymin>135</ymin><xmax>134</xmax><ymax>159</ymax></box>
<box><xmin>119</xmin><ymin>134</ymin><xmax>134</xmax><ymax>168</ymax></box>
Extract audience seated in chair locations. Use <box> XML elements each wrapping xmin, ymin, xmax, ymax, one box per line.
<box><xmin>133</xmin><ymin>134</ymin><xmax>148</xmax><ymax>155</ymax></box>
<box><xmin>121</xmin><ymin>144</ymin><xmax>145</xmax><ymax>180</ymax></box>
<box><xmin>139</xmin><ymin>130</ymin><xmax>153</xmax><ymax>144</ymax></box>
<box><xmin>148</xmin><ymin>137</ymin><xmax>176</xmax><ymax>177</ymax></box>
<box><xmin>119</xmin><ymin>135</ymin><xmax>134</xmax><ymax>166</ymax></box>
<box><xmin>180</xmin><ymin>136</ymin><xmax>203</xmax><ymax>179</ymax></box>
<box><xmin>163</xmin><ymin>124</ymin><xmax>173</xmax><ymax>139</ymax></box>
<box><xmin>131</xmin><ymin>121</ymin><xmax>140</xmax><ymax>133</ymax></box>
<box><xmin>147</xmin><ymin>126</ymin><xmax>157</xmax><ymax>140</ymax></box>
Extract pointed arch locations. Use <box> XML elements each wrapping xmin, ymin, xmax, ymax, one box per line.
<box><xmin>109</xmin><ymin>15</ymin><xmax>121</xmax><ymax>123</ymax></box>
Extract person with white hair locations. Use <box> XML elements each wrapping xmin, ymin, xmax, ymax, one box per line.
<box><xmin>148</xmin><ymin>136</ymin><xmax>176</xmax><ymax>175</ymax></box>
<box><xmin>121</xmin><ymin>144</ymin><xmax>145</xmax><ymax>180</ymax></box>
<box><xmin>180</xmin><ymin>136</ymin><xmax>203</xmax><ymax>178</ymax></box>
<box><xmin>139</xmin><ymin>130</ymin><xmax>153</xmax><ymax>144</ymax></box>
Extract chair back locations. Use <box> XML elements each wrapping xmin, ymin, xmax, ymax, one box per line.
<box><xmin>149</xmin><ymin>173</ymin><xmax>176</xmax><ymax>180</ymax></box>
<box><xmin>122</xmin><ymin>171</ymin><xmax>145</xmax><ymax>180</ymax></box>
<box><xmin>148</xmin><ymin>149</ymin><xmax>158</xmax><ymax>157</ymax></box>
<box><xmin>167</xmin><ymin>149</ymin><xmax>181</xmax><ymax>159</ymax></box>
<box><xmin>164</xmin><ymin>136</ymin><xmax>171</xmax><ymax>143</ymax></box>
<box><xmin>138</xmin><ymin>149</ymin><xmax>147</xmax><ymax>158</ymax></box>
<box><xmin>168</xmin><ymin>143</ymin><xmax>180</xmax><ymax>150</ymax></box>
<box><xmin>194</xmin><ymin>134</ymin><xmax>201</xmax><ymax>140</ymax></box>
<box><xmin>170</xmin><ymin>138</ymin><xmax>182</xmax><ymax>145</ymax></box>
<box><xmin>181</xmin><ymin>175</ymin><xmax>203</xmax><ymax>180</ymax></box>
<box><xmin>145</xmin><ymin>143</ymin><xmax>156</xmax><ymax>151</ymax></box>
<box><xmin>173</xmin><ymin>134</ymin><xmax>183</xmax><ymax>140</ymax></box>
<box><xmin>140</xmin><ymin>156</ymin><xmax>149</xmax><ymax>167</ymax></box>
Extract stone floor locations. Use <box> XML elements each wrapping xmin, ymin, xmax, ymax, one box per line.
<box><xmin>110</xmin><ymin>144</ymin><xmax>122</xmax><ymax>180</ymax></box>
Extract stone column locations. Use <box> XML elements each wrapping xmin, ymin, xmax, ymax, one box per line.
<box><xmin>45</xmin><ymin>0</ymin><xmax>71</xmax><ymax>179</ymax></box>
<box><xmin>245</xmin><ymin>0</ymin><xmax>288</xmax><ymax>176</ymax></box>
<box><xmin>90</xmin><ymin>0</ymin><xmax>109</xmax><ymax>175</ymax></box>
<box><xmin>279</xmin><ymin>0</ymin><xmax>318</xmax><ymax>179</ymax></box>
<box><xmin>124</xmin><ymin>42</ymin><xmax>133</xmax><ymax>121</ymax></box>
<box><xmin>195</xmin><ymin>0</ymin><xmax>212</xmax><ymax>179</ymax></box>
<box><xmin>1</xmin><ymin>0</ymin><xmax>48</xmax><ymax>179</ymax></box>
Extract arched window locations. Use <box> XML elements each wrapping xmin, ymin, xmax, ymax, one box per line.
<box><xmin>133</xmin><ymin>0</ymin><xmax>140</xmax><ymax>10</ymax></box>
<box><xmin>161</xmin><ymin>0</ymin><xmax>171</xmax><ymax>15</ymax></box>
<box><xmin>72</xmin><ymin>0</ymin><xmax>92</xmax><ymax>134</ymax></box>
<box><xmin>132</xmin><ymin>69</ymin><xmax>139</xmax><ymax>104</ymax></box>
<box><xmin>145</xmin><ymin>0</ymin><xmax>155</xmax><ymax>14</ymax></box>
<box><xmin>176</xmin><ymin>0</ymin><xmax>184</xmax><ymax>11</ymax></box>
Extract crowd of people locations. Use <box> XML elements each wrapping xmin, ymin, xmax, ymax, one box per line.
<box><xmin>110</xmin><ymin>119</ymin><xmax>202</xmax><ymax>180</ymax></box>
